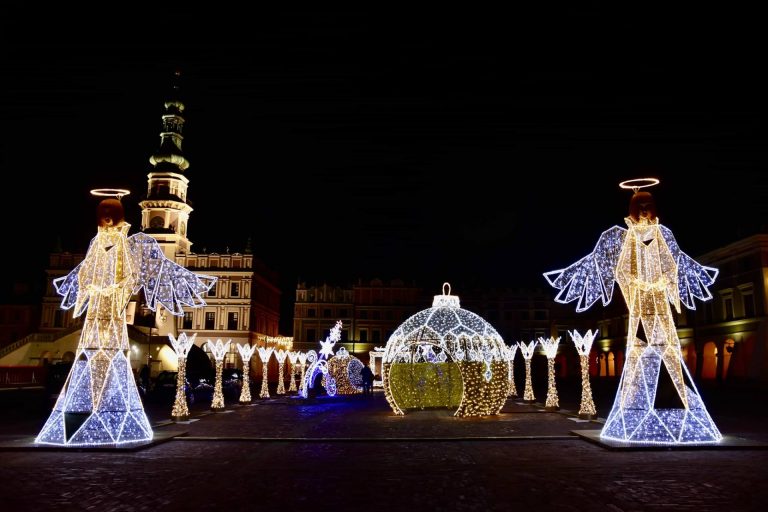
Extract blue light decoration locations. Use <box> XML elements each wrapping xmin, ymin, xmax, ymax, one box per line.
<box><xmin>36</xmin><ymin>208</ymin><xmax>215</xmax><ymax>446</ymax></box>
<box><xmin>543</xmin><ymin>179</ymin><xmax>722</xmax><ymax>444</ymax></box>
<box><xmin>299</xmin><ymin>321</ymin><xmax>343</xmax><ymax>398</ymax></box>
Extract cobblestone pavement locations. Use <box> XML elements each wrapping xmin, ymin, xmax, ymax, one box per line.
<box><xmin>1</xmin><ymin>382</ymin><xmax>767</xmax><ymax>511</ymax></box>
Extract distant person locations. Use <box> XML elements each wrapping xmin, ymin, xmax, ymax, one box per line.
<box><xmin>360</xmin><ymin>365</ymin><xmax>374</xmax><ymax>396</ymax></box>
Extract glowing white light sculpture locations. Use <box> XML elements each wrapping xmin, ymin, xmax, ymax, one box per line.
<box><xmin>236</xmin><ymin>343</ymin><xmax>257</xmax><ymax>404</ymax></box>
<box><xmin>207</xmin><ymin>339</ymin><xmax>231</xmax><ymax>411</ymax></box>
<box><xmin>503</xmin><ymin>343</ymin><xmax>519</xmax><ymax>397</ymax></box>
<box><xmin>297</xmin><ymin>351</ymin><xmax>308</xmax><ymax>391</ymax></box>
<box><xmin>300</xmin><ymin>322</ymin><xmax>343</xmax><ymax>398</ymax></box>
<box><xmin>570</xmin><ymin>329</ymin><xmax>598</xmax><ymax>419</ymax></box>
<box><xmin>327</xmin><ymin>347</ymin><xmax>365</xmax><ymax>395</ymax></box>
<box><xmin>287</xmin><ymin>351</ymin><xmax>300</xmax><ymax>392</ymax></box>
<box><xmin>518</xmin><ymin>340</ymin><xmax>537</xmax><ymax>404</ymax></box>
<box><xmin>36</xmin><ymin>196</ymin><xmax>216</xmax><ymax>446</ymax></box>
<box><xmin>538</xmin><ymin>337</ymin><xmax>561</xmax><ymax>411</ymax></box>
<box><xmin>169</xmin><ymin>332</ymin><xmax>197</xmax><ymax>421</ymax></box>
<box><xmin>275</xmin><ymin>349</ymin><xmax>288</xmax><ymax>395</ymax></box>
<box><xmin>544</xmin><ymin>180</ymin><xmax>722</xmax><ymax>444</ymax></box>
<box><xmin>257</xmin><ymin>347</ymin><xmax>274</xmax><ymax>399</ymax></box>
<box><xmin>382</xmin><ymin>283</ymin><xmax>509</xmax><ymax>417</ymax></box>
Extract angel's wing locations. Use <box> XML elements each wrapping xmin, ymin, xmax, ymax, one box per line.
<box><xmin>53</xmin><ymin>261</ymin><xmax>85</xmax><ymax>312</ymax></box>
<box><xmin>128</xmin><ymin>233</ymin><xmax>217</xmax><ymax>315</ymax></box>
<box><xmin>659</xmin><ymin>225</ymin><xmax>718</xmax><ymax>310</ymax></box>
<box><xmin>543</xmin><ymin>225</ymin><xmax>626</xmax><ymax>312</ymax></box>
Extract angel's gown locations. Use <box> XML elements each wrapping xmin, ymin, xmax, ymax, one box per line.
<box><xmin>36</xmin><ymin>223</ymin><xmax>215</xmax><ymax>446</ymax></box>
<box><xmin>546</xmin><ymin>217</ymin><xmax>722</xmax><ymax>444</ymax></box>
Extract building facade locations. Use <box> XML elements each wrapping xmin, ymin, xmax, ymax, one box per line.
<box><xmin>1</xmin><ymin>76</ymin><xmax>281</xmax><ymax>378</ymax></box>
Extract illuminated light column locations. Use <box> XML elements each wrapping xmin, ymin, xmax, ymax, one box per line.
<box><xmin>169</xmin><ymin>332</ymin><xmax>197</xmax><ymax>421</ymax></box>
<box><xmin>298</xmin><ymin>352</ymin><xmax>308</xmax><ymax>391</ymax></box>
<box><xmin>35</xmin><ymin>192</ymin><xmax>216</xmax><ymax>447</ymax></box>
<box><xmin>236</xmin><ymin>343</ymin><xmax>256</xmax><ymax>404</ymax></box>
<box><xmin>519</xmin><ymin>340</ymin><xmax>537</xmax><ymax>404</ymax></box>
<box><xmin>544</xmin><ymin>178</ymin><xmax>722</xmax><ymax>444</ymax></box>
<box><xmin>207</xmin><ymin>339</ymin><xmax>231</xmax><ymax>411</ymax></box>
<box><xmin>503</xmin><ymin>343</ymin><xmax>519</xmax><ymax>397</ymax></box>
<box><xmin>257</xmin><ymin>347</ymin><xmax>274</xmax><ymax>399</ymax></box>
<box><xmin>275</xmin><ymin>349</ymin><xmax>288</xmax><ymax>395</ymax></box>
<box><xmin>570</xmin><ymin>329</ymin><xmax>598</xmax><ymax>419</ymax></box>
<box><xmin>539</xmin><ymin>336</ymin><xmax>561</xmax><ymax>411</ymax></box>
<box><xmin>287</xmin><ymin>351</ymin><xmax>300</xmax><ymax>392</ymax></box>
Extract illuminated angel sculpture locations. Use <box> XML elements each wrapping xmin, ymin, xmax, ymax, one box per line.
<box><xmin>544</xmin><ymin>179</ymin><xmax>722</xmax><ymax>444</ymax></box>
<box><xmin>36</xmin><ymin>192</ymin><xmax>216</xmax><ymax>446</ymax></box>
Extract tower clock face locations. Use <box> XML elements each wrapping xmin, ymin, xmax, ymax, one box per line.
<box><xmin>150</xmin><ymin>215</ymin><xmax>164</xmax><ymax>229</ymax></box>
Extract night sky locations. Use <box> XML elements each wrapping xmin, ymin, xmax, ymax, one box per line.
<box><xmin>1</xmin><ymin>7</ymin><xmax>766</xmax><ymax>315</ymax></box>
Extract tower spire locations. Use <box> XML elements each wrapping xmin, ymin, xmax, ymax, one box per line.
<box><xmin>139</xmin><ymin>69</ymin><xmax>194</xmax><ymax>258</ymax></box>
<box><xmin>149</xmin><ymin>69</ymin><xmax>189</xmax><ymax>173</ymax></box>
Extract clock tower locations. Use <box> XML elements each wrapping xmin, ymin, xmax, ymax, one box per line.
<box><xmin>139</xmin><ymin>71</ymin><xmax>193</xmax><ymax>259</ymax></box>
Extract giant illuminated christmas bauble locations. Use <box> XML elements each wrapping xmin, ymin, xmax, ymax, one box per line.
<box><xmin>382</xmin><ymin>283</ymin><xmax>509</xmax><ymax>417</ymax></box>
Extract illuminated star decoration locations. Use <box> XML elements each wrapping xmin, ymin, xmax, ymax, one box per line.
<box><xmin>319</xmin><ymin>320</ymin><xmax>343</xmax><ymax>359</ymax></box>
<box><xmin>169</xmin><ymin>332</ymin><xmax>197</xmax><ymax>421</ymax></box>
<box><xmin>544</xmin><ymin>178</ymin><xmax>722</xmax><ymax>444</ymax></box>
<box><xmin>236</xmin><ymin>343</ymin><xmax>257</xmax><ymax>404</ymax></box>
<box><xmin>569</xmin><ymin>329</ymin><xmax>598</xmax><ymax>419</ymax></box>
<box><xmin>382</xmin><ymin>283</ymin><xmax>509</xmax><ymax>417</ymax></box>
<box><xmin>36</xmin><ymin>196</ymin><xmax>216</xmax><ymax>446</ymax></box>
<box><xmin>207</xmin><ymin>339</ymin><xmax>231</xmax><ymax>411</ymax></box>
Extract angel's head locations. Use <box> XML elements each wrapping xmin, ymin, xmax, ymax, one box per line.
<box><xmin>629</xmin><ymin>191</ymin><xmax>657</xmax><ymax>223</ymax></box>
<box><xmin>97</xmin><ymin>198</ymin><xmax>125</xmax><ymax>227</ymax></box>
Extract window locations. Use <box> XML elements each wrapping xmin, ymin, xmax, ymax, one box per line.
<box><xmin>372</xmin><ymin>310</ymin><xmax>380</xmax><ymax>320</ymax></box>
<box><xmin>359</xmin><ymin>329</ymin><xmax>368</xmax><ymax>342</ymax></box>
<box><xmin>533</xmin><ymin>310</ymin><xmax>547</xmax><ymax>321</ymax></box>
<box><xmin>306</xmin><ymin>329</ymin><xmax>316</xmax><ymax>342</ymax></box>
<box><xmin>723</xmin><ymin>297</ymin><xmax>734</xmax><ymax>321</ymax></box>
<box><xmin>205</xmin><ymin>312</ymin><xmax>215</xmax><ymax>330</ymax></box>
<box><xmin>372</xmin><ymin>330</ymin><xmax>381</xmax><ymax>343</ymax></box>
<box><xmin>228</xmin><ymin>312</ymin><xmax>238</xmax><ymax>330</ymax></box>
<box><xmin>359</xmin><ymin>310</ymin><xmax>368</xmax><ymax>319</ymax></box>
<box><xmin>183</xmin><ymin>312</ymin><xmax>193</xmax><ymax>329</ymax></box>
<box><xmin>520</xmin><ymin>311</ymin><xmax>529</xmax><ymax>321</ymax></box>
<box><xmin>230</xmin><ymin>282</ymin><xmax>240</xmax><ymax>297</ymax></box>
<box><xmin>54</xmin><ymin>309</ymin><xmax>63</xmax><ymax>328</ymax></box>
<box><xmin>739</xmin><ymin>284</ymin><xmax>755</xmax><ymax>318</ymax></box>
<box><xmin>323</xmin><ymin>308</ymin><xmax>332</xmax><ymax>318</ymax></box>
<box><xmin>208</xmin><ymin>284</ymin><xmax>217</xmax><ymax>297</ymax></box>
<box><xmin>308</xmin><ymin>308</ymin><xmax>316</xmax><ymax>318</ymax></box>
<box><xmin>339</xmin><ymin>308</ymin><xmax>349</xmax><ymax>318</ymax></box>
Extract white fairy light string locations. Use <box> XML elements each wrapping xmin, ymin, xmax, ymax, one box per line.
<box><xmin>518</xmin><ymin>340</ymin><xmax>538</xmax><ymax>404</ymax></box>
<box><xmin>544</xmin><ymin>178</ymin><xmax>722</xmax><ymax>444</ymax></box>
<box><xmin>257</xmin><ymin>347</ymin><xmax>274</xmax><ymax>399</ymax></box>
<box><xmin>570</xmin><ymin>329</ymin><xmax>598</xmax><ymax>419</ymax></box>
<box><xmin>169</xmin><ymin>332</ymin><xmax>197</xmax><ymax>421</ymax></box>
<box><xmin>207</xmin><ymin>339</ymin><xmax>231</xmax><ymax>411</ymax></box>
<box><xmin>538</xmin><ymin>337</ymin><xmax>561</xmax><ymax>411</ymax></box>
<box><xmin>297</xmin><ymin>351</ymin><xmax>308</xmax><ymax>392</ymax></box>
<box><xmin>503</xmin><ymin>343</ymin><xmax>519</xmax><ymax>397</ymax></box>
<box><xmin>382</xmin><ymin>283</ymin><xmax>508</xmax><ymax>417</ymax></box>
<box><xmin>236</xmin><ymin>343</ymin><xmax>257</xmax><ymax>404</ymax></box>
<box><xmin>287</xmin><ymin>351</ymin><xmax>300</xmax><ymax>392</ymax></box>
<box><xmin>275</xmin><ymin>349</ymin><xmax>288</xmax><ymax>395</ymax></box>
<box><xmin>36</xmin><ymin>193</ymin><xmax>215</xmax><ymax>446</ymax></box>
